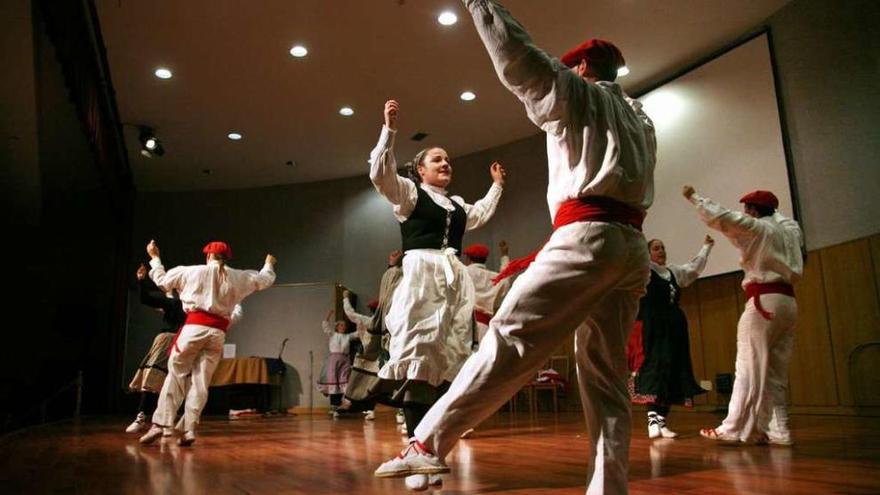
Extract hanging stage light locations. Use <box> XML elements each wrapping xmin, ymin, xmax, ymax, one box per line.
<box><xmin>138</xmin><ymin>126</ymin><xmax>165</xmax><ymax>157</ymax></box>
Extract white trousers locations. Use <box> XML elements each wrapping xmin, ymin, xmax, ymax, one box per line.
<box><xmin>415</xmin><ymin>221</ymin><xmax>649</xmax><ymax>495</ymax></box>
<box><xmin>717</xmin><ymin>293</ymin><xmax>797</xmax><ymax>442</ymax></box>
<box><xmin>152</xmin><ymin>324</ymin><xmax>225</xmax><ymax>432</ymax></box>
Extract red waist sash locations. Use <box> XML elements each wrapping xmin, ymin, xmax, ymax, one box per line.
<box><xmin>744</xmin><ymin>282</ymin><xmax>795</xmax><ymax>320</ymax></box>
<box><xmin>185</xmin><ymin>310</ymin><xmax>230</xmax><ymax>331</ymax></box>
<box><xmin>493</xmin><ymin>196</ymin><xmax>646</xmax><ymax>284</ymax></box>
<box><xmin>169</xmin><ymin>310</ymin><xmax>231</xmax><ymax>355</ymax></box>
<box><xmin>474</xmin><ymin>309</ymin><xmax>493</xmax><ymax>325</ymax></box>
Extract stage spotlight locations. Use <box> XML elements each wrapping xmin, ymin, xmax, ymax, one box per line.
<box><xmin>138</xmin><ymin>126</ymin><xmax>165</xmax><ymax>157</ymax></box>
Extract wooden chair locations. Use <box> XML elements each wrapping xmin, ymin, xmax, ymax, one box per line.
<box><xmin>525</xmin><ymin>355</ymin><xmax>571</xmax><ymax>414</ymax></box>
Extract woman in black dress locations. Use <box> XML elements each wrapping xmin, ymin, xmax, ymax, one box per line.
<box><xmin>628</xmin><ymin>235</ymin><xmax>714</xmax><ymax>438</ymax></box>
<box><xmin>126</xmin><ymin>264</ymin><xmax>186</xmax><ymax>433</ymax></box>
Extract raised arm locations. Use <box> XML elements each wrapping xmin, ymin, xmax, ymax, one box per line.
<box><xmin>137</xmin><ymin>264</ymin><xmax>170</xmax><ymax>309</ymax></box>
<box><xmin>368</xmin><ymin>100</ymin><xmax>418</xmax><ymax>217</ymax></box>
<box><xmin>146</xmin><ymin>240</ymin><xmax>187</xmax><ymax>292</ymax></box>
<box><xmin>668</xmin><ymin>235</ymin><xmax>714</xmax><ymax>288</ymax></box>
<box><xmin>244</xmin><ymin>254</ymin><xmax>277</xmax><ymax>292</ymax></box>
<box><xmin>683</xmin><ymin>186</ymin><xmax>763</xmax><ymax>248</ymax></box>
<box><xmin>342</xmin><ymin>291</ymin><xmax>372</xmax><ymax>329</ymax></box>
<box><xmin>456</xmin><ymin>162</ymin><xmax>506</xmax><ymax>230</ymax></box>
<box><xmin>498</xmin><ymin>240</ymin><xmax>510</xmax><ymax>271</ymax></box>
<box><xmin>322</xmin><ymin>309</ymin><xmax>334</xmax><ymax>335</ymax></box>
<box><xmin>461</xmin><ymin>0</ymin><xmax>594</xmax><ymax>132</ymax></box>
<box><xmin>229</xmin><ymin>304</ymin><xmax>244</xmax><ymax>326</ymax></box>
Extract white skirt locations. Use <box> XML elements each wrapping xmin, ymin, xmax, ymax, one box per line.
<box><xmin>380</xmin><ymin>248</ymin><xmax>476</xmax><ymax>386</ymax></box>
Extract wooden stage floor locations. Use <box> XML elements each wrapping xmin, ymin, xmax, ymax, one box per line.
<box><xmin>1</xmin><ymin>410</ymin><xmax>878</xmax><ymax>494</ymax></box>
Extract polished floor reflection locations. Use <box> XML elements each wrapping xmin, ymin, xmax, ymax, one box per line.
<box><xmin>1</xmin><ymin>411</ymin><xmax>878</xmax><ymax>494</ymax></box>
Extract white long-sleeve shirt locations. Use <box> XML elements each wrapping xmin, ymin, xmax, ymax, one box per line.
<box><xmin>343</xmin><ymin>297</ymin><xmax>373</xmax><ymax>334</ymax></box>
<box><xmin>690</xmin><ymin>194</ymin><xmax>804</xmax><ymax>286</ymax></box>
<box><xmin>149</xmin><ymin>258</ymin><xmax>275</xmax><ymax>320</ymax></box>
<box><xmin>368</xmin><ymin>125</ymin><xmax>503</xmax><ymax>230</ymax></box>
<box><xmin>322</xmin><ymin>320</ymin><xmax>358</xmax><ymax>354</ymax></box>
<box><xmin>467</xmin><ymin>256</ymin><xmax>511</xmax><ymax>315</ymax></box>
<box><xmin>651</xmin><ymin>243</ymin><xmax>713</xmax><ymax>288</ymax></box>
<box><xmin>462</xmin><ymin>0</ymin><xmax>656</xmax><ymax>220</ymax></box>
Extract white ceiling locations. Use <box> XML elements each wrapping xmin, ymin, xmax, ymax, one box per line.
<box><xmin>95</xmin><ymin>0</ymin><xmax>790</xmax><ymax>192</ymax></box>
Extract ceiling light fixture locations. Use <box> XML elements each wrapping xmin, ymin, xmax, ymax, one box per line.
<box><xmin>227</xmin><ymin>132</ymin><xmax>243</xmax><ymax>141</ymax></box>
<box><xmin>438</xmin><ymin>12</ymin><xmax>458</xmax><ymax>26</ymax></box>
<box><xmin>339</xmin><ymin>106</ymin><xmax>354</xmax><ymax>116</ymax></box>
<box><xmin>154</xmin><ymin>67</ymin><xmax>173</xmax><ymax>79</ymax></box>
<box><xmin>617</xmin><ymin>65</ymin><xmax>630</xmax><ymax>77</ymax></box>
<box><xmin>138</xmin><ymin>126</ymin><xmax>165</xmax><ymax>158</ymax></box>
<box><xmin>460</xmin><ymin>91</ymin><xmax>476</xmax><ymax>101</ymax></box>
<box><xmin>289</xmin><ymin>45</ymin><xmax>308</xmax><ymax>58</ymax></box>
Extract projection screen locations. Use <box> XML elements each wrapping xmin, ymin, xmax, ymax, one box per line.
<box><xmin>638</xmin><ymin>33</ymin><xmax>795</xmax><ymax>278</ymax></box>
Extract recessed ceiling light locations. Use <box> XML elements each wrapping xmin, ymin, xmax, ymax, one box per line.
<box><xmin>144</xmin><ymin>137</ymin><xmax>157</xmax><ymax>150</ymax></box>
<box><xmin>438</xmin><ymin>12</ymin><xmax>458</xmax><ymax>26</ymax></box>
<box><xmin>154</xmin><ymin>67</ymin><xmax>173</xmax><ymax>79</ymax></box>
<box><xmin>227</xmin><ymin>132</ymin><xmax>243</xmax><ymax>141</ymax></box>
<box><xmin>289</xmin><ymin>45</ymin><xmax>308</xmax><ymax>58</ymax></box>
<box><xmin>460</xmin><ymin>91</ymin><xmax>476</xmax><ymax>101</ymax></box>
<box><xmin>339</xmin><ymin>106</ymin><xmax>354</xmax><ymax>116</ymax></box>
<box><xmin>617</xmin><ymin>65</ymin><xmax>630</xmax><ymax>77</ymax></box>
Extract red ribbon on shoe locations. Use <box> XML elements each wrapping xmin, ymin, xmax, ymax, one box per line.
<box><xmin>744</xmin><ymin>282</ymin><xmax>794</xmax><ymax>320</ymax></box>
<box><xmin>493</xmin><ymin>196</ymin><xmax>646</xmax><ymax>284</ymax></box>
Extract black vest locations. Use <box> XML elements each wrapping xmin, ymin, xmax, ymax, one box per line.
<box><xmin>401</xmin><ymin>186</ymin><xmax>467</xmax><ymax>252</ymax></box>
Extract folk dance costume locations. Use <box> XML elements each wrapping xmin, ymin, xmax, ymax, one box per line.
<box><xmin>462</xmin><ymin>243</ymin><xmax>511</xmax><ymax>344</ymax></box>
<box><xmin>368</xmin><ymin>121</ymin><xmax>502</xmax><ymax>444</ymax></box>
<box><xmin>342</xmin><ymin>271</ymin><xmax>410</xmax><ymax>418</ymax></box>
<box><xmin>340</xmin><ymin>296</ymin><xmax>381</xmax><ymax>419</ymax></box>
<box><xmin>125</xmin><ymin>275</ymin><xmax>186</xmax><ymax>433</ymax></box>
<box><xmin>689</xmin><ymin>190</ymin><xmax>803</xmax><ymax>445</ymax></box>
<box><xmin>140</xmin><ymin>241</ymin><xmax>275</xmax><ymax>446</ymax></box>
<box><xmin>376</xmin><ymin>3</ymin><xmax>656</xmax><ymax>494</ymax></box>
<box><xmin>627</xmin><ymin>240</ymin><xmax>713</xmax><ymax>438</ymax></box>
<box><xmin>317</xmin><ymin>316</ymin><xmax>360</xmax><ymax>412</ymax></box>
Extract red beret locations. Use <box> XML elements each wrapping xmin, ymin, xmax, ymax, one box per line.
<box><xmin>202</xmin><ymin>241</ymin><xmax>233</xmax><ymax>260</ymax></box>
<box><xmin>739</xmin><ymin>190</ymin><xmax>779</xmax><ymax>210</ymax></box>
<box><xmin>560</xmin><ymin>39</ymin><xmax>625</xmax><ymax>79</ymax></box>
<box><xmin>463</xmin><ymin>243</ymin><xmax>490</xmax><ymax>259</ymax></box>
<box><xmin>367</xmin><ymin>299</ymin><xmax>380</xmax><ymax>310</ymax></box>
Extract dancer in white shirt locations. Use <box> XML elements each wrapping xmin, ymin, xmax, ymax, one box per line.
<box><xmin>627</xmin><ymin>236</ymin><xmax>714</xmax><ymax>438</ymax></box>
<box><xmin>683</xmin><ymin>186</ymin><xmax>803</xmax><ymax>446</ymax></box>
<box><xmin>370</xmin><ymin>98</ymin><xmax>505</xmax><ymax>490</ymax></box>
<box><xmin>139</xmin><ymin>240</ymin><xmax>276</xmax><ymax>446</ymax></box>
<box><xmin>375</xmin><ymin>2</ymin><xmax>655</xmax><ymax>493</ymax></box>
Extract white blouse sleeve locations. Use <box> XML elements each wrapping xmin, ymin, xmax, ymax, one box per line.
<box><xmin>691</xmin><ymin>194</ymin><xmax>765</xmax><ymax>249</ymax></box>
<box><xmin>668</xmin><ymin>242</ymin><xmax>712</xmax><ymax>288</ymax></box>
<box><xmin>343</xmin><ymin>297</ymin><xmax>373</xmax><ymax>330</ymax></box>
<box><xmin>452</xmin><ymin>182</ymin><xmax>503</xmax><ymax>231</ymax></box>
<box><xmin>368</xmin><ymin>125</ymin><xmax>418</xmax><ymax>221</ymax></box>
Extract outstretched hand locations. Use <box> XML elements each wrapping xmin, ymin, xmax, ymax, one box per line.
<box><xmin>682</xmin><ymin>185</ymin><xmax>696</xmax><ymax>201</ymax></box>
<box><xmin>384</xmin><ymin>100</ymin><xmax>399</xmax><ymax>130</ymax></box>
<box><xmin>146</xmin><ymin>240</ymin><xmax>160</xmax><ymax>259</ymax></box>
<box><xmin>265</xmin><ymin>254</ymin><xmax>277</xmax><ymax>265</ymax></box>
<box><xmin>342</xmin><ymin>289</ymin><xmax>351</xmax><ymax>299</ymax></box>
<box><xmin>704</xmin><ymin>235</ymin><xmax>715</xmax><ymax>246</ymax></box>
<box><xmin>136</xmin><ymin>264</ymin><xmax>147</xmax><ymax>280</ymax></box>
<box><xmin>499</xmin><ymin>240</ymin><xmax>509</xmax><ymax>256</ymax></box>
<box><xmin>490</xmin><ymin>161</ymin><xmax>506</xmax><ymax>185</ymax></box>
<box><xmin>325</xmin><ymin>309</ymin><xmax>334</xmax><ymax>321</ymax></box>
